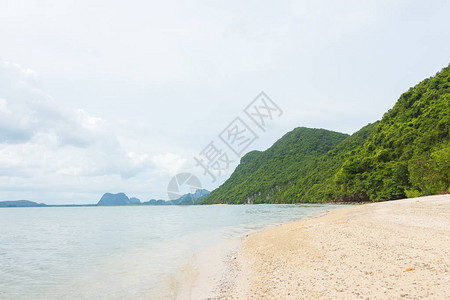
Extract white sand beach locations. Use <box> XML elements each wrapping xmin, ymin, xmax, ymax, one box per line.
<box><xmin>195</xmin><ymin>194</ymin><xmax>450</xmax><ymax>299</ymax></box>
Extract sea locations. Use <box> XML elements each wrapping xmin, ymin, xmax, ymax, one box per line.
<box><xmin>0</xmin><ymin>204</ymin><xmax>340</xmax><ymax>299</ymax></box>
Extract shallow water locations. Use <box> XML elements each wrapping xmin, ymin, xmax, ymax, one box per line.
<box><xmin>0</xmin><ymin>204</ymin><xmax>340</xmax><ymax>299</ymax></box>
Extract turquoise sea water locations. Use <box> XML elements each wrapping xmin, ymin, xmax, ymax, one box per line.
<box><xmin>0</xmin><ymin>204</ymin><xmax>339</xmax><ymax>299</ymax></box>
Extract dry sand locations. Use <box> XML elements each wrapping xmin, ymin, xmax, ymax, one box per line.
<box><xmin>210</xmin><ymin>194</ymin><xmax>450</xmax><ymax>299</ymax></box>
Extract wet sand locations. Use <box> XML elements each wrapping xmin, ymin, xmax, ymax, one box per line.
<box><xmin>209</xmin><ymin>195</ymin><xmax>450</xmax><ymax>299</ymax></box>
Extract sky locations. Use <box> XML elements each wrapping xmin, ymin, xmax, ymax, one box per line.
<box><xmin>0</xmin><ymin>0</ymin><xmax>449</xmax><ymax>204</ymax></box>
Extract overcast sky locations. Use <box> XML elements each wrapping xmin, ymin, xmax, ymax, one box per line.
<box><xmin>0</xmin><ymin>0</ymin><xmax>449</xmax><ymax>204</ymax></box>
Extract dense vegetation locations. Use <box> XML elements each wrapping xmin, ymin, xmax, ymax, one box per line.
<box><xmin>202</xmin><ymin>128</ymin><xmax>348</xmax><ymax>204</ymax></box>
<box><xmin>202</xmin><ymin>65</ymin><xmax>450</xmax><ymax>204</ymax></box>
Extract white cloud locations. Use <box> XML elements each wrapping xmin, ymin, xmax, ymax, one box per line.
<box><xmin>0</xmin><ymin>98</ymin><xmax>9</xmax><ymax>113</ymax></box>
<box><xmin>152</xmin><ymin>153</ymin><xmax>187</xmax><ymax>176</ymax></box>
<box><xmin>0</xmin><ymin>59</ymin><xmax>115</xmax><ymax>147</ymax></box>
<box><xmin>128</xmin><ymin>152</ymin><xmax>150</xmax><ymax>166</ymax></box>
<box><xmin>0</xmin><ymin>58</ymin><xmax>155</xmax><ymax>185</ymax></box>
<box><xmin>0</xmin><ymin>0</ymin><xmax>449</xmax><ymax>203</ymax></box>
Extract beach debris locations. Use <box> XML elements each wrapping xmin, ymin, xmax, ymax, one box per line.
<box><xmin>405</xmin><ymin>267</ymin><xmax>415</xmax><ymax>271</ymax></box>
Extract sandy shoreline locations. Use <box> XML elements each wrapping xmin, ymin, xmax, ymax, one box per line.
<box><xmin>201</xmin><ymin>194</ymin><xmax>450</xmax><ymax>299</ymax></box>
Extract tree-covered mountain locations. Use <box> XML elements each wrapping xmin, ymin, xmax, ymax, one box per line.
<box><xmin>202</xmin><ymin>64</ymin><xmax>449</xmax><ymax>204</ymax></box>
<box><xmin>202</xmin><ymin>128</ymin><xmax>349</xmax><ymax>204</ymax></box>
<box><xmin>331</xmin><ymin>64</ymin><xmax>449</xmax><ymax>201</ymax></box>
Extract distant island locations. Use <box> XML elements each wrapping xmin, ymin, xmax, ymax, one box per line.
<box><xmin>97</xmin><ymin>193</ymin><xmax>136</xmax><ymax>206</ymax></box>
<box><xmin>145</xmin><ymin>189</ymin><xmax>211</xmax><ymax>205</ymax></box>
<box><xmin>97</xmin><ymin>189</ymin><xmax>210</xmax><ymax>206</ymax></box>
<box><xmin>0</xmin><ymin>189</ymin><xmax>210</xmax><ymax>207</ymax></box>
<box><xmin>0</xmin><ymin>200</ymin><xmax>47</xmax><ymax>207</ymax></box>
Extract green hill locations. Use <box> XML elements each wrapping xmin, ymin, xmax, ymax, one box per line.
<box><xmin>203</xmin><ymin>128</ymin><xmax>348</xmax><ymax>204</ymax></box>
<box><xmin>202</xmin><ymin>64</ymin><xmax>450</xmax><ymax>204</ymax></box>
<box><xmin>332</xmin><ymin>64</ymin><xmax>449</xmax><ymax>201</ymax></box>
